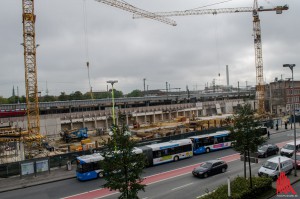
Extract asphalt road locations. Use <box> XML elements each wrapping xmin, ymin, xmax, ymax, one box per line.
<box><xmin>0</xmin><ymin>129</ymin><xmax>297</xmax><ymax>199</ymax></box>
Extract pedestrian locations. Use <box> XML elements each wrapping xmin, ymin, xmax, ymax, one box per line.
<box><xmin>267</xmin><ymin>131</ymin><xmax>270</xmax><ymax>139</ymax></box>
<box><xmin>285</xmin><ymin>122</ymin><xmax>288</xmax><ymax>129</ymax></box>
<box><xmin>276</xmin><ymin>123</ymin><xmax>279</xmax><ymax>130</ymax></box>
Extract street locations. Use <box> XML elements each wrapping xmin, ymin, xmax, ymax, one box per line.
<box><xmin>0</xmin><ymin>130</ymin><xmax>298</xmax><ymax>199</ymax></box>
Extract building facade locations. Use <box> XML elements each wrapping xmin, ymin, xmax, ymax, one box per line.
<box><xmin>266</xmin><ymin>79</ymin><xmax>300</xmax><ymax>115</ymax></box>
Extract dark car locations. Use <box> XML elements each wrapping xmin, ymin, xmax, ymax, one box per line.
<box><xmin>257</xmin><ymin>144</ymin><xmax>279</xmax><ymax>158</ymax></box>
<box><xmin>192</xmin><ymin>159</ymin><xmax>228</xmax><ymax>178</ymax></box>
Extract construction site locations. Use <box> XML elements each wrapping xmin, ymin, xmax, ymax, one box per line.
<box><xmin>0</xmin><ymin>0</ymin><xmax>290</xmax><ymax>165</ymax></box>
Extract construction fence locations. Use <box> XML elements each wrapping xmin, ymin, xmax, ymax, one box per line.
<box><xmin>0</xmin><ymin>127</ymin><xmax>226</xmax><ymax>178</ymax></box>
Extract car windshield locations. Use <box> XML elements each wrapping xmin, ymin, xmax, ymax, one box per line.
<box><xmin>263</xmin><ymin>161</ymin><xmax>278</xmax><ymax>170</ymax></box>
<box><xmin>283</xmin><ymin>144</ymin><xmax>295</xmax><ymax>150</ymax></box>
<box><xmin>201</xmin><ymin>162</ymin><xmax>213</xmax><ymax>168</ymax></box>
<box><xmin>258</xmin><ymin>146</ymin><xmax>268</xmax><ymax>151</ymax></box>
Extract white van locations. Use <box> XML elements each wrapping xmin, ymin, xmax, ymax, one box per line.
<box><xmin>258</xmin><ymin>156</ymin><xmax>293</xmax><ymax>180</ymax></box>
<box><xmin>280</xmin><ymin>140</ymin><xmax>300</xmax><ymax>157</ymax></box>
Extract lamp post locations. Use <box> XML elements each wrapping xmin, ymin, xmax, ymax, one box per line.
<box><xmin>107</xmin><ymin>80</ymin><xmax>118</xmax><ymax>125</ymax></box>
<box><xmin>283</xmin><ymin>64</ymin><xmax>296</xmax><ymax>176</ymax></box>
<box><xmin>107</xmin><ymin>80</ymin><xmax>118</xmax><ymax>151</ymax></box>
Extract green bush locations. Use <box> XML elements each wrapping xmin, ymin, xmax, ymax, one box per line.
<box><xmin>200</xmin><ymin>176</ymin><xmax>272</xmax><ymax>199</ymax></box>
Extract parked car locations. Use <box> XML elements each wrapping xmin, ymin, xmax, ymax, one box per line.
<box><xmin>291</xmin><ymin>152</ymin><xmax>300</xmax><ymax>169</ymax></box>
<box><xmin>257</xmin><ymin>144</ymin><xmax>279</xmax><ymax>158</ymax></box>
<box><xmin>280</xmin><ymin>140</ymin><xmax>300</xmax><ymax>157</ymax></box>
<box><xmin>258</xmin><ymin>156</ymin><xmax>293</xmax><ymax>180</ymax></box>
<box><xmin>192</xmin><ymin>159</ymin><xmax>228</xmax><ymax>178</ymax></box>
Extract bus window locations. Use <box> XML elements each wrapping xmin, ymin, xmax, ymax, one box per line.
<box><xmin>216</xmin><ymin>136</ymin><xmax>224</xmax><ymax>143</ymax></box>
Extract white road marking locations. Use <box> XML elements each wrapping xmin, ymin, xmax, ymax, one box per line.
<box><xmin>171</xmin><ymin>183</ymin><xmax>194</xmax><ymax>191</ymax></box>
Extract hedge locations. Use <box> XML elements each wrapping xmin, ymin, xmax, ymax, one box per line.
<box><xmin>200</xmin><ymin>176</ymin><xmax>272</xmax><ymax>199</ymax></box>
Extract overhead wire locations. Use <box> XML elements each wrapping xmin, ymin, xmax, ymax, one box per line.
<box><xmin>187</xmin><ymin>0</ymin><xmax>235</xmax><ymax>11</ymax></box>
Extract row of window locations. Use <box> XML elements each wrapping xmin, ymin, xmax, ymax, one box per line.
<box><xmin>193</xmin><ymin>135</ymin><xmax>230</xmax><ymax>148</ymax></box>
<box><xmin>287</xmin><ymin>97</ymin><xmax>300</xmax><ymax>104</ymax></box>
<box><xmin>152</xmin><ymin>144</ymin><xmax>192</xmax><ymax>159</ymax></box>
<box><xmin>77</xmin><ymin>161</ymin><xmax>102</xmax><ymax>173</ymax></box>
<box><xmin>286</xmin><ymin>103</ymin><xmax>300</xmax><ymax>110</ymax></box>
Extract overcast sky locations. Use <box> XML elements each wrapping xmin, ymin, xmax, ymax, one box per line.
<box><xmin>0</xmin><ymin>0</ymin><xmax>298</xmax><ymax>98</ymax></box>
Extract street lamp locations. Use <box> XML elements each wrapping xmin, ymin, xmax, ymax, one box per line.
<box><xmin>107</xmin><ymin>80</ymin><xmax>118</xmax><ymax>151</ymax></box>
<box><xmin>283</xmin><ymin>64</ymin><xmax>296</xmax><ymax>176</ymax></box>
<box><xmin>107</xmin><ymin>80</ymin><xmax>118</xmax><ymax>126</ymax></box>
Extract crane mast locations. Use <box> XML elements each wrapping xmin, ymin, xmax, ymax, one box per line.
<box><xmin>134</xmin><ymin>1</ymin><xmax>288</xmax><ymax>114</ymax></box>
<box><xmin>22</xmin><ymin>0</ymin><xmax>41</xmax><ymax>155</ymax></box>
<box><xmin>253</xmin><ymin>0</ymin><xmax>264</xmax><ymax>115</ymax></box>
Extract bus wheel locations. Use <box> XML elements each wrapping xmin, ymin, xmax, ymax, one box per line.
<box><xmin>98</xmin><ymin>172</ymin><xmax>104</xmax><ymax>178</ymax></box>
<box><xmin>206</xmin><ymin>148</ymin><xmax>210</xmax><ymax>153</ymax></box>
<box><xmin>174</xmin><ymin>156</ymin><xmax>179</xmax><ymax>162</ymax></box>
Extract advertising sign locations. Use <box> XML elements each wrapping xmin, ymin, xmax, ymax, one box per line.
<box><xmin>36</xmin><ymin>159</ymin><xmax>49</xmax><ymax>173</ymax></box>
<box><xmin>21</xmin><ymin>162</ymin><xmax>34</xmax><ymax>175</ymax></box>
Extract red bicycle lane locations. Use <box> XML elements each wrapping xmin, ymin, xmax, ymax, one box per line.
<box><xmin>64</xmin><ymin>139</ymin><xmax>294</xmax><ymax>199</ymax></box>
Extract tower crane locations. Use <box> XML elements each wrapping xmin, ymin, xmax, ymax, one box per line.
<box><xmin>20</xmin><ymin>0</ymin><xmax>175</xmax><ymax>158</ymax></box>
<box><xmin>134</xmin><ymin>0</ymin><xmax>288</xmax><ymax>115</ymax></box>
<box><xmin>22</xmin><ymin>0</ymin><xmax>42</xmax><ymax>158</ymax></box>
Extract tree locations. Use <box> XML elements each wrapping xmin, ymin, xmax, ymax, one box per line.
<box><xmin>58</xmin><ymin>92</ymin><xmax>69</xmax><ymax>101</ymax></box>
<box><xmin>229</xmin><ymin>103</ymin><xmax>266</xmax><ymax>188</ymax></box>
<box><xmin>70</xmin><ymin>91</ymin><xmax>84</xmax><ymax>100</ymax></box>
<box><xmin>113</xmin><ymin>90</ymin><xmax>123</xmax><ymax>98</ymax></box>
<box><xmin>0</xmin><ymin>96</ymin><xmax>8</xmax><ymax>104</ymax></box>
<box><xmin>41</xmin><ymin>95</ymin><xmax>56</xmax><ymax>102</ymax></box>
<box><xmin>127</xmin><ymin>90</ymin><xmax>143</xmax><ymax>97</ymax></box>
<box><xmin>102</xmin><ymin>114</ymin><xmax>146</xmax><ymax>199</ymax></box>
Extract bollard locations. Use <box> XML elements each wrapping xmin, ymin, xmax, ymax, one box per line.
<box><xmin>66</xmin><ymin>161</ymin><xmax>72</xmax><ymax>171</ymax></box>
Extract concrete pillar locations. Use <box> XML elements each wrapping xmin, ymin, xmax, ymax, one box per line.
<box><xmin>19</xmin><ymin>141</ymin><xmax>25</xmax><ymax>161</ymax></box>
<box><xmin>70</xmin><ymin>118</ymin><xmax>73</xmax><ymax>129</ymax></box>
<box><xmin>144</xmin><ymin>113</ymin><xmax>147</xmax><ymax>124</ymax></box>
<box><xmin>161</xmin><ymin>112</ymin><xmax>164</xmax><ymax>121</ymax></box>
<box><xmin>105</xmin><ymin>115</ymin><xmax>109</xmax><ymax>130</ymax></box>
<box><xmin>203</xmin><ymin>108</ymin><xmax>207</xmax><ymax>116</ymax></box>
<box><xmin>153</xmin><ymin>112</ymin><xmax>156</xmax><ymax>123</ymax></box>
<box><xmin>82</xmin><ymin>117</ymin><xmax>85</xmax><ymax>128</ymax></box>
<box><xmin>94</xmin><ymin>117</ymin><xmax>97</xmax><ymax>129</ymax></box>
<box><xmin>126</xmin><ymin>114</ymin><xmax>129</xmax><ymax>125</ymax></box>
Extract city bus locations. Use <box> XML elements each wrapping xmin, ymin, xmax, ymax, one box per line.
<box><xmin>76</xmin><ymin>153</ymin><xmax>105</xmax><ymax>181</ymax></box>
<box><xmin>139</xmin><ymin>139</ymin><xmax>193</xmax><ymax>166</ymax></box>
<box><xmin>189</xmin><ymin>130</ymin><xmax>232</xmax><ymax>155</ymax></box>
<box><xmin>76</xmin><ymin>148</ymin><xmax>143</xmax><ymax>181</ymax></box>
<box><xmin>76</xmin><ymin>139</ymin><xmax>193</xmax><ymax>180</ymax></box>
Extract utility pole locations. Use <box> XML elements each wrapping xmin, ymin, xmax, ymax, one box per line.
<box><xmin>143</xmin><ymin>78</ymin><xmax>146</xmax><ymax>94</ymax></box>
<box><xmin>238</xmin><ymin>81</ymin><xmax>240</xmax><ymax>97</ymax></box>
<box><xmin>166</xmin><ymin>82</ymin><xmax>168</xmax><ymax>93</ymax></box>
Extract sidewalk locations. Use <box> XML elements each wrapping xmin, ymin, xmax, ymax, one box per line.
<box><xmin>0</xmin><ymin>165</ymin><xmax>76</xmax><ymax>193</ymax></box>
